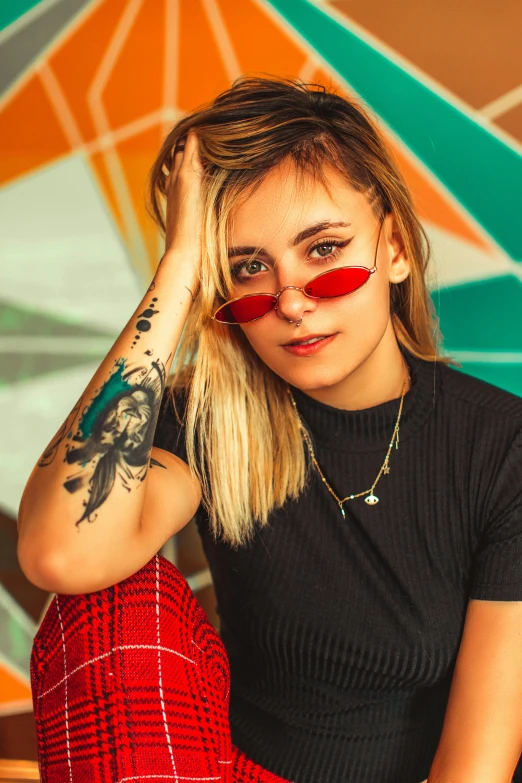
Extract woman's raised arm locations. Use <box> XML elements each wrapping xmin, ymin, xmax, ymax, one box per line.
<box><xmin>17</xmin><ymin>131</ymin><xmax>204</xmax><ymax>595</ymax></box>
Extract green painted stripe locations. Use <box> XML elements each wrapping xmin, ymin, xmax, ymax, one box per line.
<box><xmin>433</xmin><ymin>275</ymin><xmax>522</xmax><ymax>352</ymax></box>
<box><xmin>0</xmin><ymin>0</ymin><xmax>45</xmax><ymax>31</ymax></box>
<box><xmin>266</xmin><ymin>0</ymin><xmax>522</xmax><ymax>262</ymax></box>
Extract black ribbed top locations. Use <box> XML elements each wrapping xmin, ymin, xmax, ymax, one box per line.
<box><xmin>154</xmin><ymin>348</ymin><xmax>522</xmax><ymax>783</ymax></box>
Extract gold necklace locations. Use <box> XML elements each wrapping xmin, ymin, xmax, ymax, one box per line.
<box><xmin>288</xmin><ymin>372</ymin><xmax>410</xmax><ymax>518</ymax></box>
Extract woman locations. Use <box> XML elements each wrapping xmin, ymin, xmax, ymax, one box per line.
<box><xmin>18</xmin><ymin>77</ymin><xmax>522</xmax><ymax>783</ymax></box>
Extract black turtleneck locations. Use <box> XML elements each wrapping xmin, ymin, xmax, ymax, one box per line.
<box><xmin>153</xmin><ymin>348</ymin><xmax>522</xmax><ymax>783</ymax></box>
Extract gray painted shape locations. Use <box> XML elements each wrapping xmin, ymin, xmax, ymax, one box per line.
<box><xmin>0</xmin><ymin>0</ymin><xmax>92</xmax><ymax>96</ymax></box>
<box><xmin>0</xmin><ymin>301</ymin><xmax>116</xmax><ymax>337</ymax></box>
<box><xmin>0</xmin><ymin>350</ymin><xmax>108</xmax><ymax>385</ymax></box>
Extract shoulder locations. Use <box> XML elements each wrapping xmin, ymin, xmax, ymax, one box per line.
<box><xmin>437</xmin><ymin>360</ymin><xmax>522</xmax><ymax>433</ymax></box>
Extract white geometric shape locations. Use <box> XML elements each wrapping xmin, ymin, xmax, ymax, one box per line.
<box><xmin>424</xmin><ymin>220</ymin><xmax>518</xmax><ymax>290</ymax></box>
<box><xmin>481</xmin><ymin>84</ymin><xmax>522</xmax><ymax>120</ymax></box>
<box><xmin>0</xmin><ymin>153</ymin><xmax>141</xmax><ymax>332</ymax></box>
<box><xmin>449</xmin><ymin>351</ymin><xmax>522</xmax><ymax>364</ymax></box>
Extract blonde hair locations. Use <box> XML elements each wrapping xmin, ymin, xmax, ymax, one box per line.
<box><xmin>148</xmin><ymin>76</ymin><xmax>451</xmax><ymax>546</ymax></box>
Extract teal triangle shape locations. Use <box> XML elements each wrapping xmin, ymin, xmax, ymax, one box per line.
<box><xmin>434</xmin><ymin>276</ymin><xmax>522</xmax><ymax>352</ymax></box>
<box><xmin>266</xmin><ymin>0</ymin><xmax>522</xmax><ymax>262</ymax></box>
<box><xmin>433</xmin><ymin>275</ymin><xmax>522</xmax><ymax>397</ymax></box>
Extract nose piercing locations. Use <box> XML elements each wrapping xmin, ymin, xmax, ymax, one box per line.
<box><xmin>287</xmin><ymin>318</ymin><xmax>302</xmax><ymax>327</ymax></box>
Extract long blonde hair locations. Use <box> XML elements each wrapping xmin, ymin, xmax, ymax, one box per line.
<box><xmin>148</xmin><ymin>76</ymin><xmax>451</xmax><ymax>546</ymax></box>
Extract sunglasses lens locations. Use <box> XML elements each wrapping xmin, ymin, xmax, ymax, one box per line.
<box><xmin>215</xmin><ymin>294</ymin><xmax>278</xmax><ymax>324</ymax></box>
<box><xmin>305</xmin><ymin>267</ymin><xmax>370</xmax><ymax>298</ymax></box>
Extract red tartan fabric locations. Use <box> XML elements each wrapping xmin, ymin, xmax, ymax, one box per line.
<box><xmin>30</xmin><ymin>554</ymin><xmax>291</xmax><ymax>783</ymax></box>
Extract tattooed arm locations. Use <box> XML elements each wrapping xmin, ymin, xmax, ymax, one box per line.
<box><xmin>17</xmin><ymin>268</ymin><xmax>199</xmax><ymax>594</ymax></box>
<box><xmin>17</xmin><ymin>131</ymin><xmax>204</xmax><ymax>594</ymax></box>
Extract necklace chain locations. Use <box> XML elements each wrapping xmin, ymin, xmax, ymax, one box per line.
<box><xmin>288</xmin><ymin>372</ymin><xmax>410</xmax><ymax>518</ymax></box>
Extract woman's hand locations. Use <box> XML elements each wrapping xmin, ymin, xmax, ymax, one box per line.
<box><xmin>161</xmin><ymin>129</ymin><xmax>205</xmax><ymax>294</ymax></box>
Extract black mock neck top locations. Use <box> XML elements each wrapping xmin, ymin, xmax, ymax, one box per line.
<box><xmin>153</xmin><ymin>347</ymin><xmax>522</xmax><ymax>783</ymax></box>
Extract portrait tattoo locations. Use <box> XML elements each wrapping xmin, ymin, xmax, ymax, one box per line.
<box><xmin>60</xmin><ymin>354</ymin><xmax>170</xmax><ymax>527</ymax></box>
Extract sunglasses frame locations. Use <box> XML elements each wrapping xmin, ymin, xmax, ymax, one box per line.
<box><xmin>212</xmin><ymin>265</ymin><xmax>378</xmax><ymax>325</ymax></box>
<box><xmin>213</xmin><ymin>217</ymin><xmax>384</xmax><ymax>325</ymax></box>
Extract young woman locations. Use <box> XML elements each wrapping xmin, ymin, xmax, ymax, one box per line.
<box><xmin>18</xmin><ymin>77</ymin><xmax>522</xmax><ymax>783</ymax></box>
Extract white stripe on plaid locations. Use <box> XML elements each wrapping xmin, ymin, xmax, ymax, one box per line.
<box><xmin>118</xmin><ymin>776</ymin><xmax>221</xmax><ymax>781</ymax></box>
<box><xmin>37</xmin><ymin>643</ymin><xmax>197</xmax><ymax>699</ymax></box>
<box><xmin>56</xmin><ymin>596</ymin><xmax>74</xmax><ymax>783</ymax></box>
<box><xmin>156</xmin><ymin>554</ymin><xmax>179</xmax><ymax>782</ymax></box>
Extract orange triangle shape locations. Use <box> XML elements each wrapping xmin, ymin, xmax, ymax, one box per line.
<box><xmin>0</xmin><ymin>663</ymin><xmax>32</xmax><ymax>705</ymax></box>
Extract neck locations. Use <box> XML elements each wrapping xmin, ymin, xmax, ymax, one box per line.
<box><xmin>301</xmin><ymin>323</ymin><xmax>410</xmax><ymax>411</ymax></box>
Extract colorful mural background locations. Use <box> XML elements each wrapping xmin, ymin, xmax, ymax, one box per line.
<box><xmin>0</xmin><ymin>0</ymin><xmax>521</xmax><ymax>752</ymax></box>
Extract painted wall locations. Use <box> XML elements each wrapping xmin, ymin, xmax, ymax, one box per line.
<box><xmin>0</xmin><ymin>0</ymin><xmax>521</xmax><ymax>740</ymax></box>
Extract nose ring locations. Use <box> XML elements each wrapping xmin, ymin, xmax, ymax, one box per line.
<box><xmin>287</xmin><ymin>318</ymin><xmax>302</xmax><ymax>327</ymax></box>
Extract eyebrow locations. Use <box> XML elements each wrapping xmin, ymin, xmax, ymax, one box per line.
<box><xmin>227</xmin><ymin>220</ymin><xmax>352</xmax><ymax>259</ymax></box>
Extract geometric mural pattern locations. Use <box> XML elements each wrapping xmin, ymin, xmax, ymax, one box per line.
<box><xmin>0</xmin><ymin>0</ymin><xmax>521</xmax><ymax>721</ymax></box>
<box><xmin>0</xmin><ymin>584</ymin><xmax>35</xmax><ymax>718</ymax></box>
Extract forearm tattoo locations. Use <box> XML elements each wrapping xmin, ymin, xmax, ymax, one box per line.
<box><xmin>131</xmin><ymin>296</ymin><xmax>159</xmax><ymax>349</ymax></box>
<box><xmin>38</xmin><ymin>396</ymin><xmax>84</xmax><ymax>468</ymax></box>
<box><xmin>39</xmin><ymin>348</ymin><xmax>170</xmax><ymax>527</ymax></box>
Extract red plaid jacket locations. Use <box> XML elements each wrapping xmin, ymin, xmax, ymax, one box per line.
<box><xmin>31</xmin><ymin>554</ymin><xmax>291</xmax><ymax>783</ymax></box>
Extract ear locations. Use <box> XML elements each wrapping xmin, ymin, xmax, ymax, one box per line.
<box><xmin>385</xmin><ymin>212</ymin><xmax>410</xmax><ymax>284</ymax></box>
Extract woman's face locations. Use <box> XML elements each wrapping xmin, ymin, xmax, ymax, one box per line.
<box><xmin>226</xmin><ymin>159</ymin><xmax>410</xmax><ymax>396</ymax></box>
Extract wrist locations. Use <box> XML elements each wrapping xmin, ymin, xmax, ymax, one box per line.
<box><xmin>153</xmin><ymin>250</ymin><xmax>200</xmax><ymax>294</ymax></box>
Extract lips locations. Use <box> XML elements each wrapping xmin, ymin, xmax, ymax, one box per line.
<box><xmin>282</xmin><ymin>333</ymin><xmax>338</xmax><ymax>356</ymax></box>
<box><xmin>283</xmin><ymin>333</ymin><xmax>332</xmax><ymax>347</ymax></box>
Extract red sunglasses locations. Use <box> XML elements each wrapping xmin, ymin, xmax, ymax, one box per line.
<box><xmin>213</xmin><ymin>219</ymin><xmax>384</xmax><ymax>325</ymax></box>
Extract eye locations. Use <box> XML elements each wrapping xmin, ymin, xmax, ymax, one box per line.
<box><xmin>309</xmin><ymin>238</ymin><xmax>350</xmax><ymax>260</ymax></box>
<box><xmin>231</xmin><ymin>259</ymin><xmax>268</xmax><ymax>280</ymax></box>
<box><xmin>314</xmin><ymin>243</ymin><xmax>336</xmax><ymax>257</ymax></box>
